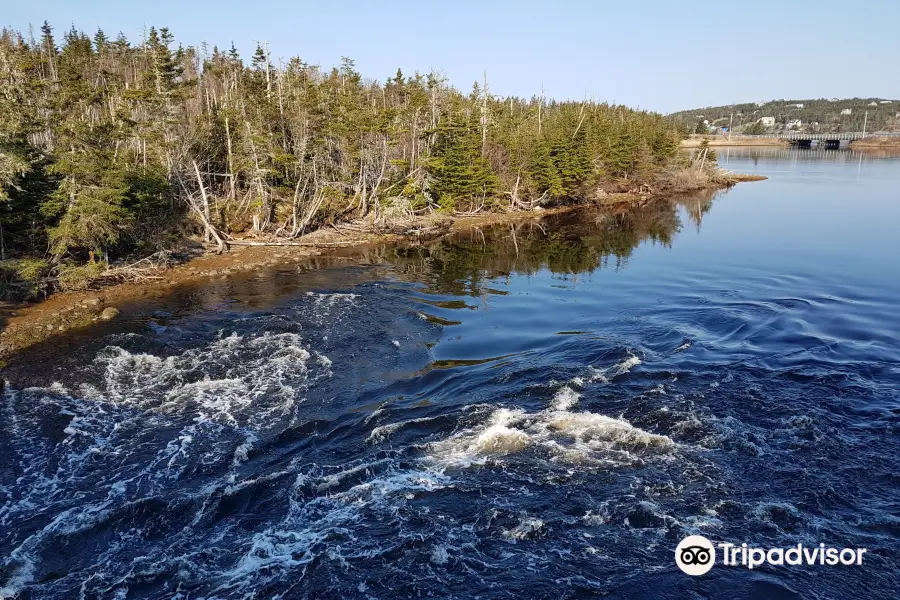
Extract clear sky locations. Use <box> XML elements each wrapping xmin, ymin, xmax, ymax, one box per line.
<box><xmin>5</xmin><ymin>0</ymin><xmax>899</xmax><ymax>113</ymax></box>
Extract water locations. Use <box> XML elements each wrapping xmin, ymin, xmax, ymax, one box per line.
<box><xmin>2</xmin><ymin>148</ymin><xmax>899</xmax><ymax>599</ymax></box>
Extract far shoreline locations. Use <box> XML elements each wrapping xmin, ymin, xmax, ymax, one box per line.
<box><xmin>682</xmin><ymin>135</ymin><xmax>900</xmax><ymax>149</ymax></box>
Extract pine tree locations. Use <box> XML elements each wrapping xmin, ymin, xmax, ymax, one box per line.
<box><xmin>529</xmin><ymin>138</ymin><xmax>564</xmax><ymax>199</ymax></box>
<box><xmin>93</xmin><ymin>28</ymin><xmax>107</xmax><ymax>52</ymax></box>
<box><xmin>427</xmin><ymin>106</ymin><xmax>497</xmax><ymax>210</ymax></box>
<box><xmin>0</xmin><ymin>21</ymin><xmax>687</xmax><ymax>274</ymax></box>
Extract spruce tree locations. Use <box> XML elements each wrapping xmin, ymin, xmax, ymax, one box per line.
<box><xmin>428</xmin><ymin>107</ymin><xmax>496</xmax><ymax>210</ymax></box>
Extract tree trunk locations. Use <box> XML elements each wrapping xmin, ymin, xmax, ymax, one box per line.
<box><xmin>191</xmin><ymin>161</ymin><xmax>228</xmax><ymax>253</ymax></box>
<box><xmin>225</xmin><ymin>116</ymin><xmax>236</xmax><ymax>203</ymax></box>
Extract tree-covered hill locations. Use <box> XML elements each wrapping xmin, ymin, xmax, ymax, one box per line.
<box><xmin>1</xmin><ymin>21</ymin><xmax>697</xmax><ymax>296</ymax></box>
<box><xmin>670</xmin><ymin>98</ymin><xmax>900</xmax><ymax>134</ymax></box>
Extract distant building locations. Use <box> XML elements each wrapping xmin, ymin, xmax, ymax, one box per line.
<box><xmin>786</xmin><ymin>119</ymin><xmax>802</xmax><ymax>129</ymax></box>
<box><xmin>879</xmin><ymin>100</ymin><xmax>892</xmax><ymax>104</ymax></box>
<box><xmin>840</xmin><ymin>108</ymin><xmax>852</xmax><ymax>116</ymax></box>
<box><xmin>758</xmin><ymin>116</ymin><xmax>775</xmax><ymax>127</ymax></box>
<box><xmin>789</xmin><ymin>103</ymin><xmax>804</xmax><ymax>108</ymax></box>
<box><xmin>868</xmin><ymin>101</ymin><xmax>878</xmax><ymax>106</ymax></box>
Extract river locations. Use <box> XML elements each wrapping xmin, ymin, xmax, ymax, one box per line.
<box><xmin>2</xmin><ymin>147</ymin><xmax>899</xmax><ymax>599</ymax></box>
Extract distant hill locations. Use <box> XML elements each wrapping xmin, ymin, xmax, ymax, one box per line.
<box><xmin>669</xmin><ymin>98</ymin><xmax>900</xmax><ymax>135</ymax></box>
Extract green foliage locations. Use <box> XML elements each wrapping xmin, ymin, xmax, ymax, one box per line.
<box><xmin>743</xmin><ymin>121</ymin><xmax>767</xmax><ymax>135</ymax></box>
<box><xmin>529</xmin><ymin>139</ymin><xmax>564</xmax><ymax>199</ymax></box>
<box><xmin>56</xmin><ymin>260</ymin><xmax>106</xmax><ymax>291</ymax></box>
<box><xmin>49</xmin><ymin>187</ymin><xmax>133</xmax><ymax>258</ymax></box>
<box><xmin>0</xmin><ymin>21</ymin><xmax>685</xmax><ymax>277</ymax></box>
<box><xmin>0</xmin><ymin>258</ymin><xmax>49</xmax><ymax>300</ymax></box>
<box><xmin>427</xmin><ymin>111</ymin><xmax>497</xmax><ymax>206</ymax></box>
<box><xmin>697</xmin><ymin>139</ymin><xmax>717</xmax><ymax>166</ymax></box>
<box><xmin>672</xmin><ymin>97</ymin><xmax>899</xmax><ymax>134</ymax></box>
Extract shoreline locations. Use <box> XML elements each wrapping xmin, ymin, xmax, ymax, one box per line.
<box><xmin>681</xmin><ymin>137</ymin><xmax>789</xmax><ymax>148</ymax></box>
<box><xmin>683</xmin><ymin>135</ymin><xmax>900</xmax><ymax>150</ymax></box>
<box><xmin>850</xmin><ymin>136</ymin><xmax>900</xmax><ymax>149</ymax></box>
<box><xmin>0</xmin><ymin>178</ymin><xmax>765</xmax><ymax>363</ymax></box>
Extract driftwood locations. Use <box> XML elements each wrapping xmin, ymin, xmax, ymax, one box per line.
<box><xmin>403</xmin><ymin>221</ymin><xmax>453</xmax><ymax>241</ymax></box>
<box><xmin>227</xmin><ymin>240</ymin><xmax>363</xmax><ymax>247</ymax></box>
<box><xmin>225</xmin><ymin>217</ymin><xmax>453</xmax><ymax>248</ymax></box>
<box><xmin>373</xmin><ymin>218</ymin><xmax>453</xmax><ymax>237</ymax></box>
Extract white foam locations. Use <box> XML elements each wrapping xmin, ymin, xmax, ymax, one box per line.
<box><xmin>214</xmin><ymin>467</ymin><xmax>450</xmax><ymax>594</ymax></box>
<box><xmin>546</xmin><ymin>412</ymin><xmax>672</xmax><ymax>449</ymax></box>
<box><xmin>551</xmin><ymin>386</ymin><xmax>581</xmax><ymax>411</ymax></box>
<box><xmin>472</xmin><ymin>424</ymin><xmax>530</xmax><ymax>455</ymax></box>
<box><xmin>430</xmin><ymin>545</ymin><xmax>450</xmax><ymax>564</ymax></box>
<box><xmin>0</xmin><ymin>326</ymin><xmax>336</xmax><ymax>596</ymax></box>
<box><xmin>0</xmin><ymin>552</ymin><xmax>35</xmax><ymax>600</ymax></box>
<box><xmin>610</xmin><ymin>355</ymin><xmax>641</xmax><ymax>376</ymax></box>
<box><xmin>426</xmin><ymin>357</ymin><xmax>672</xmax><ymax>469</ymax></box>
<box><xmin>233</xmin><ymin>432</ymin><xmax>259</xmax><ymax>465</ymax></box>
<box><xmin>502</xmin><ymin>517</ymin><xmax>545</xmax><ymax>542</ymax></box>
<box><xmin>93</xmin><ymin>331</ymin><xmax>331</xmax><ymax>430</ymax></box>
<box><xmin>367</xmin><ymin>416</ymin><xmax>437</xmax><ymax>443</ymax></box>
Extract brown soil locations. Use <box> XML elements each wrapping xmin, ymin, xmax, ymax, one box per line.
<box><xmin>681</xmin><ymin>136</ymin><xmax>790</xmax><ymax>148</ymax></box>
<box><xmin>729</xmin><ymin>174</ymin><xmax>768</xmax><ymax>182</ymax></box>
<box><xmin>0</xmin><ymin>182</ymin><xmax>764</xmax><ymax>363</ymax></box>
<box><xmin>851</xmin><ymin>136</ymin><xmax>900</xmax><ymax>149</ymax></box>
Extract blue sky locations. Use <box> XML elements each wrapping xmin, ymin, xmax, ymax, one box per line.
<box><xmin>5</xmin><ymin>0</ymin><xmax>899</xmax><ymax>113</ymax></box>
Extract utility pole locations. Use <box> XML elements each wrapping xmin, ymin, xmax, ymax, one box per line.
<box><xmin>728</xmin><ymin>112</ymin><xmax>734</xmax><ymax>140</ymax></box>
<box><xmin>862</xmin><ymin>110</ymin><xmax>868</xmax><ymax>136</ymax></box>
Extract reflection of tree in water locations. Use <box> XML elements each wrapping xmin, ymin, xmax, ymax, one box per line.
<box><xmin>387</xmin><ymin>195</ymin><xmax>710</xmax><ymax>297</ymax></box>
<box><xmin>675</xmin><ymin>188</ymin><xmax>719</xmax><ymax>232</ymax></box>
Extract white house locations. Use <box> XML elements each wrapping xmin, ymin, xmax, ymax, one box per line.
<box><xmin>789</xmin><ymin>103</ymin><xmax>804</xmax><ymax>108</ymax></box>
<box><xmin>786</xmin><ymin>119</ymin><xmax>802</xmax><ymax>129</ymax></box>
<box><xmin>758</xmin><ymin>116</ymin><xmax>775</xmax><ymax>127</ymax></box>
<box><xmin>868</xmin><ymin>101</ymin><xmax>878</xmax><ymax>106</ymax></box>
<box><xmin>840</xmin><ymin>108</ymin><xmax>852</xmax><ymax>115</ymax></box>
<box><xmin>879</xmin><ymin>100</ymin><xmax>892</xmax><ymax>104</ymax></box>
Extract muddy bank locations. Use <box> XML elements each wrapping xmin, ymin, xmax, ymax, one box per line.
<box><xmin>851</xmin><ymin>136</ymin><xmax>900</xmax><ymax>149</ymax></box>
<box><xmin>0</xmin><ymin>204</ymin><xmax>584</xmax><ymax>361</ymax></box>
<box><xmin>0</xmin><ymin>182</ymin><xmax>764</xmax><ymax>363</ymax></box>
<box><xmin>681</xmin><ymin>136</ymin><xmax>789</xmax><ymax>148</ymax></box>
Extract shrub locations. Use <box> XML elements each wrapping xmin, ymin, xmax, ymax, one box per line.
<box><xmin>0</xmin><ymin>258</ymin><xmax>50</xmax><ymax>301</ymax></box>
<box><xmin>57</xmin><ymin>261</ymin><xmax>107</xmax><ymax>292</ymax></box>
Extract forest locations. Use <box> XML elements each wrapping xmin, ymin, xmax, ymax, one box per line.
<box><xmin>670</xmin><ymin>97</ymin><xmax>900</xmax><ymax>134</ymax></box>
<box><xmin>0</xmin><ymin>22</ymin><xmax>693</xmax><ymax>298</ymax></box>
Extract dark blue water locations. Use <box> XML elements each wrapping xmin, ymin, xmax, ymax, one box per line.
<box><xmin>2</xmin><ymin>148</ymin><xmax>899</xmax><ymax>599</ymax></box>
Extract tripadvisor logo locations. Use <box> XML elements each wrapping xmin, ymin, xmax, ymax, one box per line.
<box><xmin>676</xmin><ymin>535</ymin><xmax>716</xmax><ymax>575</ymax></box>
<box><xmin>675</xmin><ymin>535</ymin><xmax>868</xmax><ymax>576</ymax></box>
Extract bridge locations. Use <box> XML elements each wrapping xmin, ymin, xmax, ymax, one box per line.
<box><xmin>720</xmin><ymin>131</ymin><xmax>899</xmax><ymax>148</ymax></box>
<box><xmin>732</xmin><ymin>132</ymin><xmax>886</xmax><ymax>141</ymax></box>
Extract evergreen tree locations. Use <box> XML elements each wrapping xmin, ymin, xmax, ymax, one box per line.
<box><xmin>528</xmin><ymin>138</ymin><xmax>564</xmax><ymax>199</ymax></box>
<box><xmin>93</xmin><ymin>28</ymin><xmax>108</xmax><ymax>52</ymax></box>
<box><xmin>0</xmin><ymin>20</ymin><xmax>688</xmax><ymax>281</ymax></box>
<box><xmin>428</xmin><ymin>106</ymin><xmax>497</xmax><ymax>210</ymax></box>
